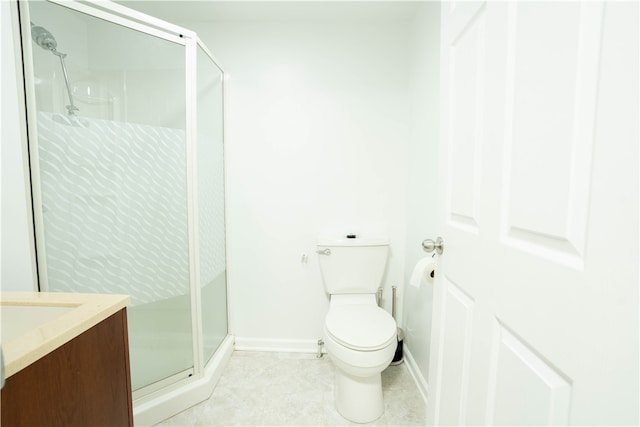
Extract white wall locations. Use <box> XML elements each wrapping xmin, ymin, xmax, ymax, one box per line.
<box><xmin>189</xmin><ymin>18</ymin><xmax>413</xmax><ymax>349</ymax></box>
<box><xmin>401</xmin><ymin>2</ymin><xmax>441</xmax><ymax>394</ymax></box>
<box><xmin>1</xmin><ymin>1</ymin><xmax>38</xmax><ymax>292</ymax></box>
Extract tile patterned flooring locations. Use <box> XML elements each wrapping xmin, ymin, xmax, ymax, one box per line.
<box><xmin>156</xmin><ymin>351</ymin><xmax>426</xmax><ymax>426</ymax></box>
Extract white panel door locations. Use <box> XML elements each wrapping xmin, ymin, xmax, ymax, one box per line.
<box><xmin>427</xmin><ymin>2</ymin><xmax>638</xmax><ymax>425</ymax></box>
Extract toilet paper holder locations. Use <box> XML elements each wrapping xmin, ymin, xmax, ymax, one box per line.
<box><xmin>422</xmin><ymin>237</ymin><xmax>444</xmax><ymax>255</ymax></box>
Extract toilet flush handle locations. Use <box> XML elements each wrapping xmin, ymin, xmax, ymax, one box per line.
<box><xmin>316</xmin><ymin>248</ymin><xmax>331</xmax><ymax>256</ymax></box>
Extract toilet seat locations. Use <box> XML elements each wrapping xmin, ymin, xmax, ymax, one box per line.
<box><xmin>325</xmin><ymin>305</ymin><xmax>396</xmax><ymax>351</ymax></box>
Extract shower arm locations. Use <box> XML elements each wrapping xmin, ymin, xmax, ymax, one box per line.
<box><xmin>51</xmin><ymin>50</ymin><xmax>79</xmax><ymax>116</ymax></box>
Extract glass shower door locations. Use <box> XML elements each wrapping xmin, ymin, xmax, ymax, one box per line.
<box><xmin>196</xmin><ymin>44</ymin><xmax>227</xmax><ymax>363</ymax></box>
<box><xmin>26</xmin><ymin>1</ymin><xmax>194</xmax><ymax>392</ymax></box>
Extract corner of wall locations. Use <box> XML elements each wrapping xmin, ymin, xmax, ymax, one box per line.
<box><xmin>1</xmin><ymin>1</ymin><xmax>38</xmax><ymax>292</ymax></box>
<box><xmin>400</xmin><ymin>0</ymin><xmax>441</xmax><ymax>388</ymax></box>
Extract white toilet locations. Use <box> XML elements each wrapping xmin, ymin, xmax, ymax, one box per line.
<box><xmin>317</xmin><ymin>236</ymin><xmax>397</xmax><ymax>424</ymax></box>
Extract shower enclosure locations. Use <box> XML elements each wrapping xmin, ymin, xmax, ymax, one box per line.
<box><xmin>17</xmin><ymin>0</ymin><xmax>229</xmax><ymax>421</ymax></box>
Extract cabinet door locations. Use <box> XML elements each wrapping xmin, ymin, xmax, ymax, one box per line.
<box><xmin>1</xmin><ymin>310</ymin><xmax>133</xmax><ymax>426</ymax></box>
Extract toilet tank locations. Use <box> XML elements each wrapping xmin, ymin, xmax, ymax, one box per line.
<box><xmin>317</xmin><ymin>237</ymin><xmax>389</xmax><ymax>294</ymax></box>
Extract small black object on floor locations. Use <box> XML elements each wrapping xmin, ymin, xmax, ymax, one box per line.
<box><xmin>390</xmin><ymin>327</ymin><xmax>404</xmax><ymax>365</ymax></box>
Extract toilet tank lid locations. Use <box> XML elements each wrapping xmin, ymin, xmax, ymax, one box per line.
<box><xmin>317</xmin><ymin>237</ymin><xmax>389</xmax><ymax>247</ymax></box>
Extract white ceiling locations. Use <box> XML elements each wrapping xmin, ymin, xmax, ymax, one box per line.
<box><xmin>116</xmin><ymin>1</ymin><xmax>425</xmax><ymax>24</ymax></box>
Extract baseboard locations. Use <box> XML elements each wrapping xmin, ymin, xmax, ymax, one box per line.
<box><xmin>234</xmin><ymin>336</ymin><xmax>325</xmax><ymax>354</ymax></box>
<box><xmin>403</xmin><ymin>346</ymin><xmax>429</xmax><ymax>406</ymax></box>
<box><xmin>133</xmin><ymin>335</ymin><xmax>235</xmax><ymax>426</ymax></box>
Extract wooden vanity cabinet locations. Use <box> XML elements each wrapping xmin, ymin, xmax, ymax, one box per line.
<box><xmin>0</xmin><ymin>308</ymin><xmax>133</xmax><ymax>426</ymax></box>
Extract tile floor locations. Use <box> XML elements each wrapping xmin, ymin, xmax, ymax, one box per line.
<box><xmin>156</xmin><ymin>351</ymin><xmax>426</xmax><ymax>426</ymax></box>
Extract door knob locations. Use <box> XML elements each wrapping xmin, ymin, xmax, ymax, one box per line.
<box><xmin>422</xmin><ymin>237</ymin><xmax>444</xmax><ymax>255</ymax></box>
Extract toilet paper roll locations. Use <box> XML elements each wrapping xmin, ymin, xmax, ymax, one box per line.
<box><xmin>409</xmin><ymin>257</ymin><xmax>436</xmax><ymax>288</ymax></box>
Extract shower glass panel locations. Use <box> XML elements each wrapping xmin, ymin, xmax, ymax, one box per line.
<box><xmin>196</xmin><ymin>44</ymin><xmax>227</xmax><ymax>363</ymax></box>
<box><xmin>26</xmin><ymin>1</ymin><xmax>194</xmax><ymax>391</ymax></box>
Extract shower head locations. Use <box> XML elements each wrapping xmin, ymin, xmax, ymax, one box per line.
<box><xmin>31</xmin><ymin>22</ymin><xmax>58</xmax><ymax>52</ymax></box>
<box><xmin>30</xmin><ymin>22</ymin><xmax>78</xmax><ymax>115</ymax></box>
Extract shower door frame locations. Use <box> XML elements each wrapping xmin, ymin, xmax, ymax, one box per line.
<box><xmin>190</xmin><ymin>35</ymin><xmax>230</xmax><ymax>368</ymax></box>
<box><xmin>18</xmin><ymin>0</ymin><xmax>230</xmax><ymax>400</ymax></box>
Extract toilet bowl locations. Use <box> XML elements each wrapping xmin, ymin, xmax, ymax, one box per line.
<box><xmin>324</xmin><ymin>295</ymin><xmax>396</xmax><ymax>423</ymax></box>
<box><xmin>317</xmin><ymin>237</ymin><xmax>396</xmax><ymax>423</ymax></box>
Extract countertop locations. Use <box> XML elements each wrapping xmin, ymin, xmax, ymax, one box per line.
<box><xmin>1</xmin><ymin>292</ymin><xmax>130</xmax><ymax>378</ymax></box>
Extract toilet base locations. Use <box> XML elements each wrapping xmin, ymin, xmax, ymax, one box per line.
<box><xmin>334</xmin><ymin>370</ymin><xmax>384</xmax><ymax>423</ymax></box>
